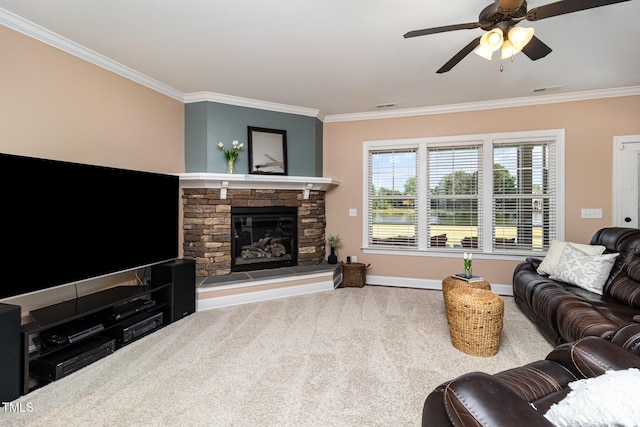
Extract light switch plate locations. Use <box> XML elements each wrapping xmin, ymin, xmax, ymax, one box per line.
<box><xmin>581</xmin><ymin>208</ymin><xmax>602</xmax><ymax>219</ymax></box>
<box><xmin>349</xmin><ymin>208</ymin><xmax>357</xmax><ymax>217</ymax></box>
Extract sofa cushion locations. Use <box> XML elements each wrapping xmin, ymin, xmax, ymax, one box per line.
<box><xmin>544</xmin><ymin>368</ymin><xmax>640</xmax><ymax>427</ymax></box>
<box><xmin>608</xmin><ymin>279</ymin><xmax>640</xmax><ymax>310</ymax></box>
<box><xmin>549</xmin><ymin>244</ymin><xmax>618</xmax><ymax>295</ymax></box>
<box><xmin>537</xmin><ymin>240</ymin><xmax>606</xmax><ymax>276</ymax></box>
<box><xmin>626</xmin><ymin>256</ymin><xmax>640</xmax><ymax>282</ymax></box>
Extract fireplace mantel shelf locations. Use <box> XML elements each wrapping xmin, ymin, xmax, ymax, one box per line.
<box><xmin>177</xmin><ymin>173</ymin><xmax>340</xmax><ymax>199</ymax></box>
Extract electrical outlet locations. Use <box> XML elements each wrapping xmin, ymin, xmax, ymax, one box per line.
<box><xmin>581</xmin><ymin>208</ymin><xmax>602</xmax><ymax>219</ymax></box>
<box><xmin>351</xmin><ymin>256</ymin><xmax>357</xmax><ymax>263</ymax></box>
<box><xmin>349</xmin><ymin>208</ymin><xmax>357</xmax><ymax>217</ymax></box>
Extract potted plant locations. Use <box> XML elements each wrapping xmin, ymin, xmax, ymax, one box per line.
<box><xmin>327</xmin><ymin>234</ymin><xmax>341</xmax><ymax>264</ymax></box>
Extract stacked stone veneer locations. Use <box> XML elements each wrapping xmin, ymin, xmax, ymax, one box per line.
<box><xmin>183</xmin><ymin>188</ymin><xmax>327</xmax><ymax>277</ymax></box>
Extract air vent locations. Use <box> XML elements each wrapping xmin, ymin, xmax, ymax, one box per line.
<box><xmin>532</xmin><ymin>86</ymin><xmax>561</xmax><ymax>94</ymax></box>
<box><xmin>375</xmin><ymin>103</ymin><xmax>396</xmax><ymax>108</ymax></box>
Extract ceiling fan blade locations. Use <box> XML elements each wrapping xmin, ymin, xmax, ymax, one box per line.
<box><xmin>498</xmin><ymin>0</ymin><xmax>526</xmax><ymax>14</ymax></box>
<box><xmin>521</xmin><ymin>36</ymin><xmax>553</xmax><ymax>60</ymax></box>
<box><xmin>526</xmin><ymin>0</ymin><xmax>631</xmax><ymax>21</ymax></box>
<box><xmin>436</xmin><ymin>36</ymin><xmax>481</xmax><ymax>74</ymax></box>
<box><xmin>404</xmin><ymin>22</ymin><xmax>481</xmax><ymax>39</ymax></box>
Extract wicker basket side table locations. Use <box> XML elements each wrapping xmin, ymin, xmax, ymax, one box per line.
<box><xmin>445</xmin><ymin>287</ymin><xmax>504</xmax><ymax>357</ymax></box>
<box><xmin>341</xmin><ymin>262</ymin><xmax>367</xmax><ymax>288</ymax></box>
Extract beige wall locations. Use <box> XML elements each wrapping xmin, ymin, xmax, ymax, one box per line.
<box><xmin>0</xmin><ymin>25</ymin><xmax>184</xmax><ymax>174</ymax></box>
<box><xmin>0</xmin><ymin>26</ymin><xmax>185</xmax><ymax>311</ymax></box>
<box><xmin>323</xmin><ymin>96</ymin><xmax>640</xmax><ymax>285</ymax></box>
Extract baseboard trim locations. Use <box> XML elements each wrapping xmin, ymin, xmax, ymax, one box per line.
<box><xmin>365</xmin><ymin>275</ymin><xmax>513</xmax><ymax>296</ymax></box>
<box><xmin>196</xmin><ymin>273</ymin><xmax>513</xmax><ymax>311</ymax></box>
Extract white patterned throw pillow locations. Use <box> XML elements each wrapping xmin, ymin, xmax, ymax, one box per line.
<box><xmin>537</xmin><ymin>240</ymin><xmax>606</xmax><ymax>276</ymax></box>
<box><xmin>544</xmin><ymin>368</ymin><xmax>640</xmax><ymax>427</ymax></box>
<box><xmin>549</xmin><ymin>244</ymin><xmax>618</xmax><ymax>295</ymax></box>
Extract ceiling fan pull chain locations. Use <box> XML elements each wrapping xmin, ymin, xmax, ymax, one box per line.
<box><xmin>500</xmin><ymin>63</ymin><xmax>504</xmax><ymax>72</ymax></box>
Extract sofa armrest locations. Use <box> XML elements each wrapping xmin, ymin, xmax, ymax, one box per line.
<box><xmin>525</xmin><ymin>257</ymin><xmax>543</xmax><ymax>271</ymax></box>
<box><xmin>590</xmin><ymin>227</ymin><xmax>640</xmax><ymax>290</ymax></box>
<box><xmin>610</xmin><ymin>323</ymin><xmax>640</xmax><ymax>355</ymax></box>
<box><xmin>513</xmin><ymin>258</ymin><xmax>543</xmax><ymax>276</ymax></box>
<box><xmin>546</xmin><ymin>336</ymin><xmax>640</xmax><ymax>378</ymax></box>
<box><xmin>436</xmin><ymin>372</ymin><xmax>554</xmax><ymax>427</ymax></box>
<box><xmin>422</xmin><ymin>384</ymin><xmax>456</xmax><ymax>427</ymax></box>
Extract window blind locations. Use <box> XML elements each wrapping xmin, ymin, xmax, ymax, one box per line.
<box><xmin>427</xmin><ymin>145</ymin><xmax>482</xmax><ymax>249</ymax></box>
<box><xmin>364</xmin><ymin>130</ymin><xmax>562</xmax><ymax>255</ymax></box>
<box><xmin>368</xmin><ymin>149</ymin><xmax>418</xmax><ymax>247</ymax></box>
<box><xmin>493</xmin><ymin>139</ymin><xmax>556</xmax><ymax>253</ymax></box>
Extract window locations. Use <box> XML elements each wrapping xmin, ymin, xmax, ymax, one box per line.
<box><xmin>427</xmin><ymin>144</ymin><xmax>482</xmax><ymax>250</ymax></box>
<box><xmin>367</xmin><ymin>148</ymin><xmax>418</xmax><ymax>248</ymax></box>
<box><xmin>364</xmin><ymin>130</ymin><xmax>564</xmax><ymax>255</ymax></box>
<box><xmin>493</xmin><ymin>138</ymin><xmax>557</xmax><ymax>253</ymax></box>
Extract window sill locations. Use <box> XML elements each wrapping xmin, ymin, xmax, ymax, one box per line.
<box><xmin>362</xmin><ymin>246</ymin><xmax>535</xmax><ymax>262</ymax></box>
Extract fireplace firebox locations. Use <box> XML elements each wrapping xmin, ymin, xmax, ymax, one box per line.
<box><xmin>231</xmin><ymin>207</ymin><xmax>298</xmax><ymax>272</ymax></box>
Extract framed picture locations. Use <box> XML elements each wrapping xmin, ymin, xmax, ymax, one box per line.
<box><xmin>248</xmin><ymin>126</ymin><xmax>288</xmax><ymax>175</ymax></box>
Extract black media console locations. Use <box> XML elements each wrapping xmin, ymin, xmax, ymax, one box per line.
<box><xmin>20</xmin><ymin>283</ymin><xmax>174</xmax><ymax>394</ymax></box>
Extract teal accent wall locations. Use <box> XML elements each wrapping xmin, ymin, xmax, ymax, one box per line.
<box><xmin>314</xmin><ymin>119</ymin><xmax>323</xmax><ymax>175</ymax></box>
<box><xmin>185</xmin><ymin>102</ymin><xmax>323</xmax><ymax>176</ymax></box>
<box><xmin>184</xmin><ymin>102</ymin><xmax>208</xmax><ymax>172</ymax></box>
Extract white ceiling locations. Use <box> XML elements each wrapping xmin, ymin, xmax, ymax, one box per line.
<box><xmin>1</xmin><ymin>0</ymin><xmax>639</xmax><ymax>119</ymax></box>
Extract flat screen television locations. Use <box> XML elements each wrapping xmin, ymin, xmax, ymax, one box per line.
<box><xmin>0</xmin><ymin>153</ymin><xmax>179</xmax><ymax>300</ymax></box>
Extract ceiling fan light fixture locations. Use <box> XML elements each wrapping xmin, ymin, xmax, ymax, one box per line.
<box><xmin>473</xmin><ymin>45</ymin><xmax>494</xmax><ymax>60</ymax></box>
<box><xmin>508</xmin><ymin>26</ymin><xmax>534</xmax><ymax>52</ymax></box>
<box><xmin>500</xmin><ymin>39</ymin><xmax>515</xmax><ymax>59</ymax></box>
<box><xmin>479</xmin><ymin>28</ymin><xmax>504</xmax><ymax>52</ymax></box>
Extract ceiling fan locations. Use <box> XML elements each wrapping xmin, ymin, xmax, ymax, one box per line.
<box><xmin>404</xmin><ymin>0</ymin><xmax>631</xmax><ymax>73</ymax></box>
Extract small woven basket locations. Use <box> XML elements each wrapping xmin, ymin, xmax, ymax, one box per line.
<box><xmin>342</xmin><ymin>262</ymin><xmax>368</xmax><ymax>288</ymax></box>
<box><xmin>445</xmin><ymin>287</ymin><xmax>504</xmax><ymax>357</ymax></box>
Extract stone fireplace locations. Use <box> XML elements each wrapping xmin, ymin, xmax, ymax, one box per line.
<box><xmin>179</xmin><ymin>174</ymin><xmax>339</xmax><ymax>277</ymax></box>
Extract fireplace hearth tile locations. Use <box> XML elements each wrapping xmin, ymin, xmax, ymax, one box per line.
<box><xmin>198</xmin><ymin>273</ymin><xmax>251</xmax><ymax>287</ymax></box>
<box><xmin>248</xmin><ymin>268</ymin><xmax>297</xmax><ymax>279</ymax></box>
<box><xmin>197</xmin><ymin>262</ymin><xmax>339</xmax><ymax>289</ymax></box>
<box><xmin>290</xmin><ymin>264</ymin><xmax>335</xmax><ymax>274</ymax></box>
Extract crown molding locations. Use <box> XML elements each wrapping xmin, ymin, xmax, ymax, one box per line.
<box><xmin>183</xmin><ymin>92</ymin><xmax>321</xmax><ymax>119</ymax></box>
<box><xmin>323</xmin><ymin>86</ymin><xmax>640</xmax><ymax>123</ymax></box>
<box><xmin>1</xmin><ymin>7</ymin><xmax>320</xmax><ymax>117</ymax></box>
<box><xmin>0</xmin><ymin>8</ymin><xmax>184</xmax><ymax>101</ymax></box>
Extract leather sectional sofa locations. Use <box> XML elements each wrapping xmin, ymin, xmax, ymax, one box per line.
<box><xmin>422</xmin><ymin>336</ymin><xmax>640</xmax><ymax>426</ymax></box>
<box><xmin>513</xmin><ymin>227</ymin><xmax>640</xmax><ymax>348</ymax></box>
<box><xmin>421</xmin><ymin>227</ymin><xmax>640</xmax><ymax>425</ymax></box>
